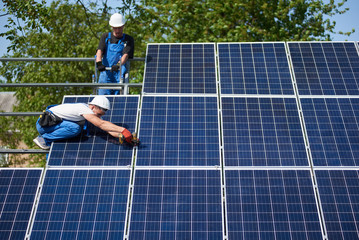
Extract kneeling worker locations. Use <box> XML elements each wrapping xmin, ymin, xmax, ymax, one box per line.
<box><xmin>33</xmin><ymin>96</ymin><xmax>132</xmax><ymax>150</ymax></box>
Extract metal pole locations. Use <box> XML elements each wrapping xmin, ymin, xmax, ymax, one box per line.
<box><xmin>0</xmin><ymin>149</ymin><xmax>49</xmax><ymax>154</ymax></box>
<box><xmin>0</xmin><ymin>83</ymin><xmax>142</xmax><ymax>88</ymax></box>
<box><xmin>0</xmin><ymin>112</ymin><xmax>42</xmax><ymax>116</ymax></box>
<box><xmin>0</xmin><ymin>57</ymin><xmax>145</xmax><ymax>62</ymax></box>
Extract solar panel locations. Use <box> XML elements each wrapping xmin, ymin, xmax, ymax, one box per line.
<box><xmin>288</xmin><ymin>42</ymin><xmax>359</xmax><ymax>95</ymax></box>
<box><xmin>301</xmin><ymin>97</ymin><xmax>359</xmax><ymax>166</ymax></box>
<box><xmin>136</xmin><ymin>96</ymin><xmax>221</xmax><ymax>166</ymax></box>
<box><xmin>221</xmin><ymin>97</ymin><xmax>308</xmax><ymax>167</ymax></box>
<box><xmin>128</xmin><ymin>169</ymin><xmax>224</xmax><ymax>239</ymax></box>
<box><xmin>315</xmin><ymin>169</ymin><xmax>359</xmax><ymax>240</ymax></box>
<box><xmin>218</xmin><ymin>42</ymin><xmax>294</xmax><ymax>95</ymax></box>
<box><xmin>0</xmin><ymin>168</ymin><xmax>42</xmax><ymax>240</ymax></box>
<box><xmin>29</xmin><ymin>168</ymin><xmax>131</xmax><ymax>240</ymax></box>
<box><xmin>225</xmin><ymin>169</ymin><xmax>324</xmax><ymax>239</ymax></box>
<box><xmin>48</xmin><ymin>95</ymin><xmax>139</xmax><ymax>166</ymax></box>
<box><xmin>143</xmin><ymin>43</ymin><xmax>217</xmax><ymax>94</ymax></box>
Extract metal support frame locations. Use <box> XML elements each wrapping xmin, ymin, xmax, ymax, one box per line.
<box><xmin>0</xmin><ymin>149</ymin><xmax>49</xmax><ymax>154</ymax></box>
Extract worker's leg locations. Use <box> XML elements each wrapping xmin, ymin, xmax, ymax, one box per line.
<box><xmin>121</xmin><ymin>64</ymin><xmax>128</xmax><ymax>83</ymax></box>
<box><xmin>98</xmin><ymin>71</ymin><xmax>113</xmax><ymax>95</ymax></box>
<box><xmin>36</xmin><ymin>120</ymin><xmax>82</xmax><ymax>146</ymax></box>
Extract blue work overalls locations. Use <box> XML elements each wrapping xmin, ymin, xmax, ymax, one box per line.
<box><xmin>98</xmin><ymin>32</ymin><xmax>128</xmax><ymax>95</ymax></box>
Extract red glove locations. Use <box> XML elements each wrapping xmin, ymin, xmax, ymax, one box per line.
<box><xmin>121</xmin><ymin>129</ymin><xmax>132</xmax><ymax>144</ymax></box>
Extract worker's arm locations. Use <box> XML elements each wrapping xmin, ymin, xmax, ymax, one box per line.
<box><xmin>96</xmin><ymin>49</ymin><xmax>103</xmax><ymax>63</ymax></box>
<box><xmin>120</xmin><ymin>53</ymin><xmax>129</xmax><ymax>65</ymax></box>
<box><xmin>83</xmin><ymin>113</ymin><xmax>125</xmax><ymax>138</ymax></box>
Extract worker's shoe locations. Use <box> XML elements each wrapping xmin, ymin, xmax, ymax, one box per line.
<box><xmin>33</xmin><ymin>136</ymin><xmax>50</xmax><ymax>150</ymax></box>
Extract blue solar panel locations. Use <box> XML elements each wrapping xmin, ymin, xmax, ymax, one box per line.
<box><xmin>301</xmin><ymin>97</ymin><xmax>359</xmax><ymax>166</ymax></box>
<box><xmin>48</xmin><ymin>96</ymin><xmax>139</xmax><ymax>166</ymax></box>
<box><xmin>0</xmin><ymin>168</ymin><xmax>42</xmax><ymax>240</ymax></box>
<box><xmin>315</xmin><ymin>170</ymin><xmax>359</xmax><ymax>240</ymax></box>
<box><xmin>136</xmin><ymin>96</ymin><xmax>220</xmax><ymax>166</ymax></box>
<box><xmin>128</xmin><ymin>169</ymin><xmax>223</xmax><ymax>239</ymax></box>
<box><xmin>143</xmin><ymin>43</ymin><xmax>217</xmax><ymax>94</ymax></box>
<box><xmin>288</xmin><ymin>42</ymin><xmax>359</xmax><ymax>95</ymax></box>
<box><xmin>225</xmin><ymin>169</ymin><xmax>324</xmax><ymax>239</ymax></box>
<box><xmin>221</xmin><ymin>97</ymin><xmax>308</xmax><ymax>166</ymax></box>
<box><xmin>29</xmin><ymin>169</ymin><xmax>130</xmax><ymax>240</ymax></box>
<box><xmin>218</xmin><ymin>42</ymin><xmax>294</xmax><ymax>95</ymax></box>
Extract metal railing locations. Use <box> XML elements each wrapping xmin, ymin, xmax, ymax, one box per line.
<box><xmin>0</xmin><ymin>57</ymin><xmax>145</xmax><ymax>154</ymax></box>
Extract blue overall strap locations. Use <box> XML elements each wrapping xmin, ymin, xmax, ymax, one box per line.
<box><xmin>105</xmin><ymin>32</ymin><xmax>111</xmax><ymax>45</ymax></box>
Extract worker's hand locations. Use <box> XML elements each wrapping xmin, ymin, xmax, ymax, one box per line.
<box><xmin>121</xmin><ymin>129</ymin><xmax>132</xmax><ymax>144</ymax></box>
<box><xmin>111</xmin><ymin>64</ymin><xmax>120</xmax><ymax>72</ymax></box>
<box><xmin>96</xmin><ymin>61</ymin><xmax>106</xmax><ymax>72</ymax></box>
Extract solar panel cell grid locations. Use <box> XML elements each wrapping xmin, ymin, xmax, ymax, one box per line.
<box><xmin>301</xmin><ymin>98</ymin><xmax>359</xmax><ymax>166</ymax></box>
<box><xmin>143</xmin><ymin>44</ymin><xmax>217</xmax><ymax>94</ymax></box>
<box><xmin>315</xmin><ymin>170</ymin><xmax>359</xmax><ymax>240</ymax></box>
<box><xmin>288</xmin><ymin>42</ymin><xmax>359</xmax><ymax>95</ymax></box>
<box><xmin>218</xmin><ymin>42</ymin><xmax>294</xmax><ymax>95</ymax></box>
<box><xmin>137</xmin><ymin>96</ymin><xmax>220</xmax><ymax>166</ymax></box>
<box><xmin>30</xmin><ymin>169</ymin><xmax>130</xmax><ymax>240</ymax></box>
<box><xmin>221</xmin><ymin>97</ymin><xmax>308</xmax><ymax>167</ymax></box>
<box><xmin>0</xmin><ymin>169</ymin><xmax>42</xmax><ymax>240</ymax></box>
<box><xmin>225</xmin><ymin>169</ymin><xmax>323</xmax><ymax>240</ymax></box>
<box><xmin>48</xmin><ymin>96</ymin><xmax>139</xmax><ymax>166</ymax></box>
<box><xmin>128</xmin><ymin>169</ymin><xmax>223</xmax><ymax>239</ymax></box>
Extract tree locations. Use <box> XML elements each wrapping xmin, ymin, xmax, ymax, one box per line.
<box><xmin>134</xmin><ymin>0</ymin><xmax>354</xmax><ymax>42</ymax></box>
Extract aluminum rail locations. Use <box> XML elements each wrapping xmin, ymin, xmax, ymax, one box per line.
<box><xmin>0</xmin><ymin>82</ymin><xmax>143</xmax><ymax>95</ymax></box>
<box><xmin>0</xmin><ymin>83</ymin><xmax>142</xmax><ymax>87</ymax></box>
<box><xmin>0</xmin><ymin>57</ymin><xmax>145</xmax><ymax>62</ymax></box>
<box><xmin>0</xmin><ymin>149</ymin><xmax>49</xmax><ymax>154</ymax></box>
<box><xmin>0</xmin><ymin>112</ymin><xmax>42</xmax><ymax>116</ymax></box>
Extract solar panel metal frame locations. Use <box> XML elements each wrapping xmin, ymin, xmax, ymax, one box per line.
<box><xmin>217</xmin><ymin>42</ymin><xmax>296</xmax><ymax>96</ymax></box>
<box><xmin>126</xmin><ymin>166</ymin><xmax>226</xmax><ymax>240</ymax></box>
<box><xmin>135</xmin><ymin>94</ymin><xmax>222</xmax><ymax>167</ymax></box>
<box><xmin>0</xmin><ymin>168</ymin><xmax>43</xmax><ymax>240</ymax></box>
<box><xmin>143</xmin><ymin>43</ymin><xmax>218</xmax><ymax>94</ymax></box>
<box><xmin>47</xmin><ymin>95</ymin><xmax>140</xmax><ymax>167</ymax></box>
<box><xmin>287</xmin><ymin>41</ymin><xmax>359</xmax><ymax>96</ymax></box>
<box><xmin>27</xmin><ymin>167</ymin><xmax>132</xmax><ymax>240</ymax></box>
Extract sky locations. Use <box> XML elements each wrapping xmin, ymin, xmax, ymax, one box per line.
<box><xmin>0</xmin><ymin>0</ymin><xmax>359</xmax><ymax>58</ymax></box>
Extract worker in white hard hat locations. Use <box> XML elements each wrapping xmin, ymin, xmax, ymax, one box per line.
<box><xmin>96</xmin><ymin>13</ymin><xmax>134</xmax><ymax>95</ymax></box>
<box><xmin>33</xmin><ymin>96</ymin><xmax>132</xmax><ymax>150</ymax></box>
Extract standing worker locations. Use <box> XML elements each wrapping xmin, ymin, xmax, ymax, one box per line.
<box><xmin>33</xmin><ymin>96</ymin><xmax>133</xmax><ymax>150</ymax></box>
<box><xmin>96</xmin><ymin>13</ymin><xmax>134</xmax><ymax>95</ymax></box>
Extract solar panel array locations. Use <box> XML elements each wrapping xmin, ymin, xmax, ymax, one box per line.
<box><xmin>218</xmin><ymin>42</ymin><xmax>294</xmax><ymax>95</ymax></box>
<box><xmin>137</xmin><ymin>96</ymin><xmax>220</xmax><ymax>166</ymax></box>
<box><xmin>143</xmin><ymin>43</ymin><xmax>217</xmax><ymax>94</ymax></box>
<box><xmin>29</xmin><ymin>168</ymin><xmax>131</xmax><ymax>240</ymax></box>
<box><xmin>0</xmin><ymin>168</ymin><xmax>42</xmax><ymax>240</ymax></box>
<box><xmin>128</xmin><ymin>169</ymin><xmax>223</xmax><ymax>239</ymax></box>
<box><xmin>288</xmin><ymin>42</ymin><xmax>359</xmax><ymax>95</ymax></box>
<box><xmin>4</xmin><ymin>42</ymin><xmax>359</xmax><ymax>239</ymax></box>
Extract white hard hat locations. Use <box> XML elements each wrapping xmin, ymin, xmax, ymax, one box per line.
<box><xmin>89</xmin><ymin>96</ymin><xmax>111</xmax><ymax>110</ymax></box>
<box><xmin>109</xmin><ymin>13</ymin><xmax>126</xmax><ymax>27</ymax></box>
